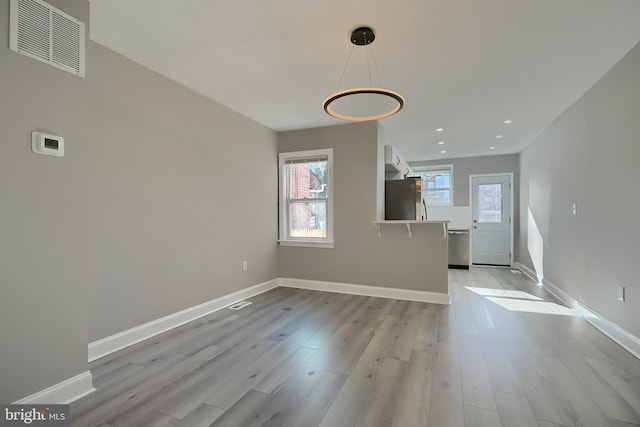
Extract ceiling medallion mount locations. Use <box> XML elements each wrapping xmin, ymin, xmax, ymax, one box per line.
<box><xmin>350</xmin><ymin>27</ymin><xmax>375</xmax><ymax>46</ymax></box>
<box><xmin>323</xmin><ymin>26</ymin><xmax>405</xmax><ymax>122</ymax></box>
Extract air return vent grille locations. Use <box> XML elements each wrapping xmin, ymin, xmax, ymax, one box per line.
<box><xmin>228</xmin><ymin>301</ymin><xmax>252</xmax><ymax>311</ymax></box>
<box><xmin>9</xmin><ymin>0</ymin><xmax>85</xmax><ymax>77</ymax></box>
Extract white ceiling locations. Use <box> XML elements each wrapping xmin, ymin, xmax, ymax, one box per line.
<box><xmin>89</xmin><ymin>0</ymin><xmax>640</xmax><ymax>161</ymax></box>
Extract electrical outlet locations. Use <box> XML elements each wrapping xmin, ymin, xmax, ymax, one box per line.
<box><xmin>242</xmin><ymin>261</ymin><xmax>248</xmax><ymax>272</ymax></box>
<box><xmin>618</xmin><ymin>285</ymin><xmax>625</xmax><ymax>302</ymax></box>
<box><xmin>572</xmin><ymin>203</ymin><xmax>577</xmax><ymax>215</ymax></box>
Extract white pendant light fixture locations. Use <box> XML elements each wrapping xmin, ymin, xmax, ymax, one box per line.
<box><xmin>323</xmin><ymin>27</ymin><xmax>405</xmax><ymax>122</ymax></box>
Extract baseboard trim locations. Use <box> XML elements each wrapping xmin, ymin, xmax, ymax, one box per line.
<box><xmin>515</xmin><ymin>262</ymin><xmax>575</xmax><ymax>306</ymax></box>
<box><xmin>13</xmin><ymin>371</ymin><xmax>95</xmax><ymax>404</ymax></box>
<box><xmin>279</xmin><ymin>278</ymin><xmax>450</xmax><ymax>305</ymax></box>
<box><xmin>515</xmin><ymin>262</ymin><xmax>640</xmax><ymax>360</ymax></box>
<box><xmin>88</xmin><ymin>278</ymin><xmax>280</xmax><ymax>362</ymax></box>
<box><xmin>89</xmin><ymin>276</ymin><xmax>448</xmax><ymax>363</ymax></box>
<box><xmin>514</xmin><ymin>262</ymin><xmax>538</xmax><ymax>283</ymax></box>
<box><xmin>573</xmin><ymin>302</ymin><xmax>640</xmax><ymax>360</ymax></box>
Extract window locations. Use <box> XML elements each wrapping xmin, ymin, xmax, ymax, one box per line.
<box><xmin>477</xmin><ymin>183</ymin><xmax>503</xmax><ymax>223</ymax></box>
<box><xmin>411</xmin><ymin>165</ymin><xmax>453</xmax><ymax>206</ymax></box>
<box><xmin>279</xmin><ymin>149</ymin><xmax>333</xmax><ymax>248</ymax></box>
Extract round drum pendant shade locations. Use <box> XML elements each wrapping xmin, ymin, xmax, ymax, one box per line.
<box><xmin>323</xmin><ymin>27</ymin><xmax>404</xmax><ymax>121</ymax></box>
<box><xmin>323</xmin><ymin>87</ymin><xmax>405</xmax><ymax>121</ymax></box>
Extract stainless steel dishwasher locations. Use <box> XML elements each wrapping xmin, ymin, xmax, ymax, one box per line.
<box><xmin>448</xmin><ymin>229</ymin><xmax>470</xmax><ymax>269</ymax></box>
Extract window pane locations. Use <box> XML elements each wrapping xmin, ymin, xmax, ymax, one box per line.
<box><xmin>288</xmin><ymin>161</ymin><xmax>328</xmax><ymax>199</ymax></box>
<box><xmin>417</xmin><ymin>169</ymin><xmax>452</xmax><ymax>205</ymax></box>
<box><xmin>421</xmin><ymin>172</ymin><xmax>450</xmax><ymax>190</ymax></box>
<box><xmin>423</xmin><ymin>174</ymin><xmax>436</xmax><ymax>189</ymax></box>
<box><xmin>435</xmin><ymin>173</ymin><xmax>449</xmax><ymax>188</ymax></box>
<box><xmin>478</xmin><ymin>183</ymin><xmax>502</xmax><ymax>223</ymax></box>
<box><xmin>425</xmin><ymin>189</ymin><xmax>450</xmax><ymax>205</ymax></box>
<box><xmin>289</xmin><ymin>201</ymin><xmax>327</xmax><ymax>238</ymax></box>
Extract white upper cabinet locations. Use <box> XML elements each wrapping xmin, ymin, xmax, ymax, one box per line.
<box><xmin>384</xmin><ymin>144</ymin><xmax>413</xmax><ymax>179</ymax></box>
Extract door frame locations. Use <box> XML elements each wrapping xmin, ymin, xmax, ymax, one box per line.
<box><xmin>468</xmin><ymin>172</ymin><xmax>514</xmax><ymax>267</ymax></box>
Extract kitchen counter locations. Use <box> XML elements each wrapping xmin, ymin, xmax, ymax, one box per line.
<box><xmin>372</xmin><ymin>220</ymin><xmax>450</xmax><ymax>238</ymax></box>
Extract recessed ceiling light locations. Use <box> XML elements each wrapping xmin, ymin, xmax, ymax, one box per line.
<box><xmin>496</xmin><ymin>135</ymin><xmax>503</xmax><ymax>139</ymax></box>
<box><xmin>503</xmin><ymin>119</ymin><xmax>512</xmax><ymax>124</ymax></box>
<box><xmin>436</xmin><ymin>128</ymin><xmax>444</xmax><ymax>132</ymax></box>
<box><xmin>438</xmin><ymin>141</ymin><xmax>445</xmax><ymax>145</ymax></box>
<box><xmin>440</xmin><ymin>150</ymin><xmax>446</xmax><ymax>154</ymax></box>
<box><xmin>489</xmin><ymin>146</ymin><xmax>496</xmax><ymax>150</ymax></box>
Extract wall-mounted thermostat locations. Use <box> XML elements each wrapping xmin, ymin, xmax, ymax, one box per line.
<box><xmin>32</xmin><ymin>131</ymin><xmax>64</xmax><ymax>157</ymax></box>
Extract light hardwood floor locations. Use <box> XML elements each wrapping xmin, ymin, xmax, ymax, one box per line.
<box><xmin>71</xmin><ymin>268</ymin><xmax>640</xmax><ymax>427</ymax></box>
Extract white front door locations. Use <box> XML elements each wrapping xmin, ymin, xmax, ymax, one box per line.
<box><xmin>471</xmin><ymin>175</ymin><xmax>511</xmax><ymax>266</ymax></box>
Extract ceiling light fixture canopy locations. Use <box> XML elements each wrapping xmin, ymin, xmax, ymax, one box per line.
<box><xmin>323</xmin><ymin>27</ymin><xmax>404</xmax><ymax>122</ymax></box>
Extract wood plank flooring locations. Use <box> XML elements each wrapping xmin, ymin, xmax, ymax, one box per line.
<box><xmin>71</xmin><ymin>268</ymin><xmax>640</xmax><ymax>426</ymax></box>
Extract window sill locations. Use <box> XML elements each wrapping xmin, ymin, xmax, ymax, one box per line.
<box><xmin>278</xmin><ymin>240</ymin><xmax>334</xmax><ymax>249</ymax></box>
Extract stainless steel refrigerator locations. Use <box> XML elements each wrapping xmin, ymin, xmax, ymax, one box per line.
<box><xmin>385</xmin><ymin>178</ymin><xmax>424</xmax><ymax>220</ymax></box>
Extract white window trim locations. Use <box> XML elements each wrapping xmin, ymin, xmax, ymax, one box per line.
<box><xmin>278</xmin><ymin>148</ymin><xmax>334</xmax><ymax>248</ymax></box>
<box><xmin>411</xmin><ymin>164</ymin><xmax>454</xmax><ymax>207</ymax></box>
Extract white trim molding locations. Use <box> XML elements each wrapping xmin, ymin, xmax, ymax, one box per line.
<box><xmin>573</xmin><ymin>302</ymin><xmax>640</xmax><ymax>360</ymax></box>
<box><xmin>89</xmin><ymin>276</ymin><xmax>449</xmax><ymax>364</ymax></box>
<box><xmin>278</xmin><ymin>148</ymin><xmax>334</xmax><ymax>248</ymax></box>
<box><xmin>88</xmin><ymin>279</ymin><xmax>280</xmax><ymax>362</ymax></box>
<box><xmin>279</xmin><ymin>278</ymin><xmax>450</xmax><ymax>305</ymax></box>
<box><xmin>469</xmin><ymin>172</ymin><xmax>515</xmax><ymax>267</ymax></box>
<box><xmin>515</xmin><ymin>262</ymin><xmax>574</xmax><ymax>306</ymax></box>
<box><xmin>13</xmin><ymin>371</ymin><xmax>95</xmax><ymax>404</ymax></box>
<box><xmin>515</xmin><ymin>262</ymin><xmax>640</xmax><ymax>360</ymax></box>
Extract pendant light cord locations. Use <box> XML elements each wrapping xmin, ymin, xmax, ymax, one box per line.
<box><xmin>365</xmin><ymin>34</ymin><xmax>373</xmax><ymax>86</ymax></box>
<box><xmin>337</xmin><ymin>32</ymin><xmax>384</xmax><ymax>90</ymax></box>
<box><xmin>336</xmin><ymin>45</ymin><xmax>356</xmax><ymax>91</ymax></box>
<box><xmin>369</xmin><ymin>46</ymin><xmax>383</xmax><ymax>87</ymax></box>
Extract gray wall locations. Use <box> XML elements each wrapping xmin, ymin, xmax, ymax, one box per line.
<box><xmin>0</xmin><ymin>0</ymin><xmax>90</xmax><ymax>403</ymax></box>
<box><xmin>1</xmin><ymin>0</ymin><xmax>278</xmax><ymax>402</ymax></box>
<box><xmin>278</xmin><ymin>123</ymin><xmax>448</xmax><ymax>294</ymax></box>
<box><xmin>87</xmin><ymin>43</ymin><xmax>278</xmax><ymax>341</ymax></box>
<box><xmin>518</xmin><ymin>41</ymin><xmax>640</xmax><ymax>338</ymax></box>
<box><xmin>410</xmin><ymin>154</ymin><xmax>519</xmax><ymax>206</ymax></box>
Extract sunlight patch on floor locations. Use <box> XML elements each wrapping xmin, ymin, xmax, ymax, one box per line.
<box><xmin>486</xmin><ymin>296</ymin><xmax>575</xmax><ymax>316</ymax></box>
<box><xmin>465</xmin><ymin>286</ymin><xmax>543</xmax><ymax>301</ymax></box>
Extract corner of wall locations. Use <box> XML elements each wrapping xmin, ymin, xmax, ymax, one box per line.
<box><xmin>376</xmin><ymin>122</ymin><xmax>386</xmax><ymax>220</ymax></box>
